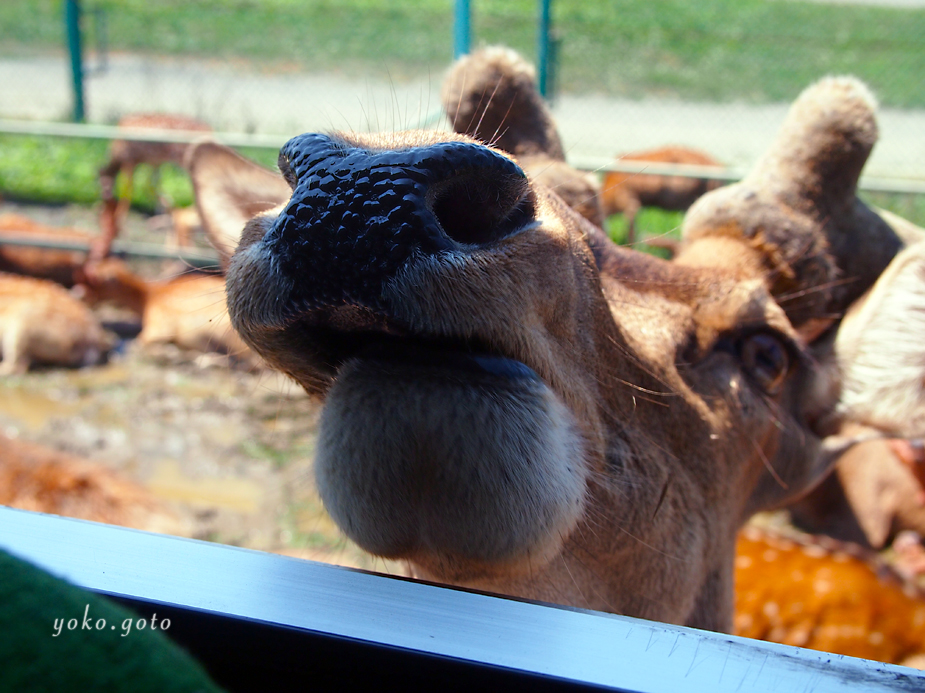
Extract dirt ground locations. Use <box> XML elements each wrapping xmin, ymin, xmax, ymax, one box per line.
<box><xmin>0</xmin><ymin>199</ymin><xmax>404</xmax><ymax>575</ymax></box>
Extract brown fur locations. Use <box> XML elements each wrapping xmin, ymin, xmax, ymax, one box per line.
<box><xmin>0</xmin><ymin>213</ymin><xmax>92</xmax><ymax>287</ymax></box>
<box><xmin>198</xmin><ymin>75</ymin><xmax>912</xmax><ymax>635</ymax></box>
<box><xmin>678</xmin><ymin>77</ymin><xmax>902</xmax><ymax>332</ymax></box>
<box><xmin>0</xmin><ymin>273</ymin><xmax>112</xmax><ymax>374</ymax></box>
<box><xmin>735</xmin><ymin>525</ymin><xmax>925</xmax><ymax>666</ymax></box>
<box><xmin>96</xmin><ymin>113</ymin><xmax>212</xmax><ymax>261</ymax></box>
<box><xmin>83</xmin><ymin>258</ymin><xmax>256</xmax><ymax>366</ymax></box>
<box><xmin>601</xmin><ymin>146</ymin><xmax>724</xmax><ymax>245</ymax></box>
<box><xmin>0</xmin><ymin>434</ymin><xmax>178</xmax><ymax>532</ymax></box>
<box><xmin>441</xmin><ymin>47</ymin><xmax>604</xmax><ymax>228</ymax></box>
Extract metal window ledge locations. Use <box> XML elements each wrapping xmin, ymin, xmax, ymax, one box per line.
<box><xmin>0</xmin><ymin>507</ymin><xmax>921</xmax><ymax>692</ymax></box>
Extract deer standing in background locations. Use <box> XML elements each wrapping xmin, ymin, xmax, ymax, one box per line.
<box><xmin>601</xmin><ymin>146</ymin><xmax>724</xmax><ymax>246</ymax></box>
<box><xmin>95</xmin><ymin>113</ymin><xmax>212</xmax><ymax>261</ymax></box>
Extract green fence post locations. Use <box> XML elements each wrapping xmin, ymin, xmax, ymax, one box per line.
<box><xmin>454</xmin><ymin>0</ymin><xmax>471</xmax><ymax>59</ymax></box>
<box><xmin>537</xmin><ymin>0</ymin><xmax>551</xmax><ymax>99</ymax></box>
<box><xmin>65</xmin><ymin>0</ymin><xmax>85</xmax><ymax>122</ymax></box>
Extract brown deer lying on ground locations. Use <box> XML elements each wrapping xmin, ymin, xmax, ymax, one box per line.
<box><xmin>601</xmin><ymin>146</ymin><xmax>724</xmax><ymax>246</ymax></box>
<box><xmin>0</xmin><ymin>273</ymin><xmax>113</xmax><ymax>375</ymax></box>
<box><xmin>0</xmin><ymin>213</ymin><xmax>93</xmax><ymax>288</ymax></box>
<box><xmin>82</xmin><ymin>258</ymin><xmax>256</xmax><ymax>367</ymax></box>
<box><xmin>734</xmin><ymin>525</ymin><xmax>925</xmax><ymax>666</ymax></box>
<box><xmin>190</xmin><ymin>74</ymin><xmax>914</xmax><ymax>637</ymax></box>
<box><xmin>95</xmin><ymin>113</ymin><xmax>212</xmax><ymax>262</ymax></box>
<box><xmin>441</xmin><ymin>47</ymin><xmax>605</xmax><ymax>229</ymax></box>
<box><xmin>0</xmin><ymin>433</ymin><xmax>178</xmax><ymax>533</ymax></box>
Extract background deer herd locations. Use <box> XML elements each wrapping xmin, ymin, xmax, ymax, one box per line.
<box><xmin>3</xmin><ymin>46</ymin><xmax>925</xmax><ymax>669</ymax></box>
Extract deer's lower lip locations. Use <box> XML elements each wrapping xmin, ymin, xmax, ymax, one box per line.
<box><xmin>283</xmin><ymin>304</ymin><xmax>535</xmax><ymax>383</ymax></box>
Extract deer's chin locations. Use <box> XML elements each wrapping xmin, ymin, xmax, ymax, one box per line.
<box><xmin>314</xmin><ymin>347</ymin><xmax>590</xmax><ymax>581</ymax></box>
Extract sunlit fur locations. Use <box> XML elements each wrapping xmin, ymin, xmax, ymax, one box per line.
<box><xmin>791</xmin><ymin>241</ymin><xmax>925</xmax><ymax>550</ymax></box>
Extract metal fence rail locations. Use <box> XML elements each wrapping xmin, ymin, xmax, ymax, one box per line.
<box><xmin>3</xmin><ymin>119</ymin><xmax>924</xmax><ymax>197</ymax></box>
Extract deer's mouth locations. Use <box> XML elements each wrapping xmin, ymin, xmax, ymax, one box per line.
<box><xmin>276</xmin><ymin>298</ymin><xmax>537</xmax><ymax>387</ymax></box>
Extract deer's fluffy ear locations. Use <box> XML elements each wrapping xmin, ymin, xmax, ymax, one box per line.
<box><xmin>753</xmin><ymin>76</ymin><xmax>878</xmax><ymax>206</ymax></box>
<box><xmin>441</xmin><ymin>46</ymin><xmax>565</xmax><ymax>161</ymax></box>
<box><xmin>187</xmin><ymin>141</ymin><xmax>291</xmax><ymax>271</ymax></box>
<box><xmin>680</xmin><ymin>76</ymin><xmax>903</xmax><ymax>330</ymax></box>
<box><xmin>835</xmin><ymin>241</ymin><xmax>925</xmax><ymax>437</ymax></box>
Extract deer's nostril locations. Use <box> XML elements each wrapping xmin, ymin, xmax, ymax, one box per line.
<box><xmin>430</xmin><ymin>168</ymin><xmax>534</xmax><ymax>246</ymax></box>
<box><xmin>270</xmin><ymin>134</ymin><xmax>534</xmax><ymax>312</ymax></box>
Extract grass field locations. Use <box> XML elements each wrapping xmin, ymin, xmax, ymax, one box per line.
<box><xmin>0</xmin><ymin>0</ymin><xmax>923</xmax><ymax>106</ymax></box>
<box><xmin>0</xmin><ymin>134</ymin><xmax>277</xmax><ymax>211</ymax></box>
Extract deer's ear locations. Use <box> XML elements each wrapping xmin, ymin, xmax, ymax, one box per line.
<box><xmin>752</xmin><ymin>76</ymin><xmax>878</xmax><ymax>207</ymax></box>
<box><xmin>681</xmin><ymin>77</ymin><xmax>903</xmax><ymax>330</ymax></box>
<box><xmin>187</xmin><ymin>141</ymin><xmax>292</xmax><ymax>271</ymax></box>
<box><xmin>836</xmin><ymin>440</ymin><xmax>905</xmax><ymax>549</ymax></box>
<box><xmin>835</xmin><ymin>241</ymin><xmax>925</xmax><ymax>437</ymax></box>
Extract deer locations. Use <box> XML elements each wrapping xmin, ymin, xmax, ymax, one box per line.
<box><xmin>81</xmin><ymin>258</ymin><xmax>257</xmax><ymax>367</ymax></box>
<box><xmin>188</xmin><ymin>72</ymin><xmax>919</xmax><ymax>645</ymax></box>
<box><xmin>0</xmin><ymin>213</ymin><xmax>94</xmax><ymax>289</ymax></box>
<box><xmin>0</xmin><ymin>433</ymin><xmax>179</xmax><ymax>534</ymax></box>
<box><xmin>95</xmin><ymin>113</ymin><xmax>212</xmax><ymax>262</ymax></box>
<box><xmin>787</xmin><ymin>239</ymin><xmax>925</xmax><ymax>551</ymax></box>
<box><xmin>734</xmin><ymin>524</ymin><xmax>925</xmax><ymax>666</ymax></box>
<box><xmin>601</xmin><ymin>146</ymin><xmax>725</xmax><ymax>246</ymax></box>
<box><xmin>0</xmin><ymin>273</ymin><xmax>114</xmax><ymax>375</ymax></box>
<box><xmin>789</xmin><ymin>427</ymin><xmax>925</xmax><ymax>553</ymax></box>
<box><xmin>441</xmin><ymin>47</ymin><xmax>605</xmax><ymax>229</ymax></box>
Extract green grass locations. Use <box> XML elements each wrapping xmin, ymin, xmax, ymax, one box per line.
<box><xmin>862</xmin><ymin>191</ymin><xmax>925</xmax><ymax>229</ymax></box>
<box><xmin>1</xmin><ymin>1</ymin><xmax>923</xmax><ymax>106</ymax></box>
<box><xmin>239</xmin><ymin>439</ymin><xmax>314</xmax><ymax>471</ymax></box>
<box><xmin>0</xmin><ymin>134</ymin><xmax>279</xmax><ymax>211</ymax></box>
<box><xmin>605</xmin><ymin>208</ymin><xmax>685</xmax><ymax>258</ymax></box>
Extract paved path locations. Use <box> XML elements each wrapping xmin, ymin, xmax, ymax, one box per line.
<box><xmin>2</xmin><ymin>53</ymin><xmax>924</xmax><ymax>179</ymax></box>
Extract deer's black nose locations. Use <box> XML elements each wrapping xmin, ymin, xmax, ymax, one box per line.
<box><xmin>267</xmin><ymin>133</ymin><xmax>534</xmax><ymax>312</ymax></box>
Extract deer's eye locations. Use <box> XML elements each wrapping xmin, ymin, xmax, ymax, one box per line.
<box><xmin>739</xmin><ymin>333</ymin><xmax>790</xmax><ymax>394</ymax></box>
